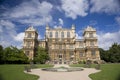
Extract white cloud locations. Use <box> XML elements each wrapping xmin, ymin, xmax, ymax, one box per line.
<box><xmin>53</xmin><ymin>18</ymin><xmax>64</xmax><ymax>28</ymax></box>
<box><xmin>0</xmin><ymin>20</ymin><xmax>16</xmax><ymax>47</ymax></box>
<box><xmin>98</xmin><ymin>30</ymin><xmax>120</xmax><ymax>50</ymax></box>
<box><xmin>3</xmin><ymin>0</ymin><xmax>53</xmax><ymax>26</ymax></box>
<box><xmin>18</xmin><ymin>16</ymin><xmax>52</xmax><ymax>26</ymax></box>
<box><xmin>115</xmin><ymin>16</ymin><xmax>120</xmax><ymax>26</ymax></box>
<box><xmin>90</xmin><ymin>0</ymin><xmax>120</xmax><ymax>14</ymax></box>
<box><xmin>14</xmin><ymin>32</ymin><xmax>24</xmax><ymax>42</ymax></box>
<box><xmin>76</xmin><ymin>33</ymin><xmax>82</xmax><ymax>39</ymax></box>
<box><xmin>58</xmin><ymin>18</ymin><xmax>64</xmax><ymax>26</ymax></box>
<box><xmin>0</xmin><ymin>0</ymin><xmax>54</xmax><ymax>48</ymax></box>
<box><xmin>61</xmin><ymin>0</ymin><xmax>89</xmax><ymax>19</ymax></box>
<box><xmin>0</xmin><ymin>20</ymin><xmax>24</xmax><ymax>48</ymax></box>
<box><xmin>38</xmin><ymin>34</ymin><xmax>41</xmax><ymax>39</ymax></box>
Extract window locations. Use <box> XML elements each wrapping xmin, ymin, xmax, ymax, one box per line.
<box><xmin>70</xmin><ymin>51</ymin><xmax>74</xmax><ymax>56</ymax></box>
<box><xmin>67</xmin><ymin>31</ymin><xmax>70</xmax><ymax>38</ymax></box>
<box><xmin>80</xmin><ymin>52</ymin><xmax>83</xmax><ymax>57</ymax></box>
<box><xmin>49</xmin><ymin>32</ymin><xmax>52</xmax><ymax>38</ymax></box>
<box><xmin>70</xmin><ymin>57</ymin><xmax>73</xmax><ymax>61</ymax></box>
<box><xmin>59</xmin><ymin>54</ymin><xmax>62</xmax><ymax>58</ymax></box>
<box><xmin>79</xmin><ymin>42</ymin><xmax>83</xmax><ymax>47</ymax></box>
<box><xmin>26</xmin><ymin>41</ymin><xmax>31</xmax><ymax>47</ymax></box>
<box><xmin>69</xmin><ymin>51</ymin><xmax>74</xmax><ymax>61</ymax></box>
<box><xmin>90</xmin><ymin>41</ymin><xmax>94</xmax><ymax>46</ymax></box>
<box><xmin>69</xmin><ymin>45</ymin><xmax>73</xmax><ymax>49</ymax></box>
<box><xmin>89</xmin><ymin>33</ymin><xmax>93</xmax><ymax>38</ymax></box>
<box><xmin>91</xmin><ymin>50</ymin><xmax>95</xmax><ymax>56</ymax></box>
<box><xmin>59</xmin><ymin>45</ymin><xmax>62</xmax><ymax>49</ymax></box>
<box><xmin>27</xmin><ymin>33</ymin><xmax>32</xmax><ymax>38</ymax></box>
<box><xmin>55</xmin><ymin>32</ymin><xmax>58</xmax><ymax>38</ymax></box>
<box><xmin>61</xmin><ymin>32</ymin><xmax>64</xmax><ymax>38</ymax></box>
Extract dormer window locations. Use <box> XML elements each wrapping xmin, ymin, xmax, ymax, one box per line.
<box><xmin>28</xmin><ymin>33</ymin><xmax>32</xmax><ymax>38</ymax></box>
<box><xmin>67</xmin><ymin>31</ymin><xmax>70</xmax><ymax>38</ymax></box>
<box><xmin>50</xmin><ymin>32</ymin><xmax>52</xmax><ymax>38</ymax></box>
<box><xmin>55</xmin><ymin>31</ymin><xmax>58</xmax><ymax>38</ymax></box>
<box><xmin>61</xmin><ymin>32</ymin><xmax>64</xmax><ymax>38</ymax></box>
<box><xmin>90</xmin><ymin>41</ymin><xmax>94</xmax><ymax>46</ymax></box>
<box><xmin>89</xmin><ymin>33</ymin><xmax>93</xmax><ymax>38</ymax></box>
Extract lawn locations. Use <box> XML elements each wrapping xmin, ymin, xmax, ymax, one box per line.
<box><xmin>0</xmin><ymin>64</ymin><xmax>53</xmax><ymax>80</ymax></box>
<box><xmin>70</xmin><ymin>63</ymin><xmax>120</xmax><ymax>80</ymax></box>
<box><xmin>1</xmin><ymin>64</ymin><xmax>120</xmax><ymax>80</ymax></box>
<box><xmin>89</xmin><ymin>64</ymin><xmax>120</xmax><ymax>80</ymax></box>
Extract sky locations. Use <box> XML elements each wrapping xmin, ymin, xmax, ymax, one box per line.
<box><xmin>0</xmin><ymin>0</ymin><xmax>120</xmax><ymax>50</ymax></box>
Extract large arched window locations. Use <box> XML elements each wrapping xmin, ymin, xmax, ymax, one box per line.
<box><xmin>61</xmin><ymin>32</ymin><xmax>64</xmax><ymax>38</ymax></box>
<box><xmin>55</xmin><ymin>31</ymin><xmax>58</xmax><ymax>38</ymax></box>
<box><xmin>49</xmin><ymin>32</ymin><xmax>52</xmax><ymax>37</ymax></box>
<box><xmin>67</xmin><ymin>31</ymin><xmax>70</xmax><ymax>38</ymax></box>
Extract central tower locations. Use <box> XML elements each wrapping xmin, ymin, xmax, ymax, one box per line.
<box><xmin>45</xmin><ymin>25</ymin><xmax>76</xmax><ymax>64</ymax></box>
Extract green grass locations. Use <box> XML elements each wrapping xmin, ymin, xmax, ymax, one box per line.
<box><xmin>70</xmin><ymin>63</ymin><xmax>120</xmax><ymax>80</ymax></box>
<box><xmin>89</xmin><ymin>64</ymin><xmax>120</xmax><ymax>80</ymax></box>
<box><xmin>69</xmin><ymin>64</ymin><xmax>84</xmax><ymax>67</ymax></box>
<box><xmin>36</xmin><ymin>64</ymin><xmax>53</xmax><ymax>68</ymax></box>
<box><xmin>69</xmin><ymin>64</ymin><xmax>96</xmax><ymax>68</ymax></box>
<box><xmin>0</xmin><ymin>64</ymin><xmax>53</xmax><ymax>80</ymax></box>
<box><xmin>1</xmin><ymin>64</ymin><xmax>120</xmax><ymax>80</ymax></box>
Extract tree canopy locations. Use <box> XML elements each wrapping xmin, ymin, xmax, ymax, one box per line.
<box><xmin>99</xmin><ymin>43</ymin><xmax>120</xmax><ymax>63</ymax></box>
<box><xmin>34</xmin><ymin>47</ymin><xmax>49</xmax><ymax>64</ymax></box>
<box><xmin>0</xmin><ymin>45</ymin><xmax>29</xmax><ymax>64</ymax></box>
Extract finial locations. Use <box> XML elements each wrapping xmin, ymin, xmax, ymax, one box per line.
<box><xmin>71</xmin><ymin>24</ymin><xmax>75</xmax><ymax>29</ymax></box>
<box><xmin>46</xmin><ymin>24</ymin><xmax>49</xmax><ymax>30</ymax></box>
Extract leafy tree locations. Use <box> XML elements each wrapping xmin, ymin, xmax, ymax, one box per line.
<box><xmin>1</xmin><ymin>46</ymin><xmax>29</xmax><ymax>64</ymax></box>
<box><xmin>0</xmin><ymin>45</ymin><xmax>4</xmax><ymax>64</ymax></box>
<box><xmin>34</xmin><ymin>47</ymin><xmax>49</xmax><ymax>64</ymax></box>
<box><xmin>109</xmin><ymin>43</ymin><xmax>120</xmax><ymax>63</ymax></box>
<box><xmin>99</xmin><ymin>43</ymin><xmax>120</xmax><ymax>63</ymax></box>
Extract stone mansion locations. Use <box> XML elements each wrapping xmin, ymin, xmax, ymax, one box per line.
<box><xmin>23</xmin><ymin>25</ymin><xmax>100</xmax><ymax>64</ymax></box>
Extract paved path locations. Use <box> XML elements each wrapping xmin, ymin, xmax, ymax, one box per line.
<box><xmin>26</xmin><ymin>66</ymin><xmax>100</xmax><ymax>80</ymax></box>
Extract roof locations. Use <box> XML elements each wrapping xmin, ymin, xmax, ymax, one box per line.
<box><xmin>84</xmin><ymin>26</ymin><xmax>96</xmax><ymax>31</ymax></box>
<box><xmin>26</xmin><ymin>26</ymin><xmax>36</xmax><ymax>31</ymax></box>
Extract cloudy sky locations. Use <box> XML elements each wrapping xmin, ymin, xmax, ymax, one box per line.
<box><xmin>0</xmin><ymin>0</ymin><xmax>120</xmax><ymax>50</ymax></box>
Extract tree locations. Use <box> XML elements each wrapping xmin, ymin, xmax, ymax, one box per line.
<box><xmin>99</xmin><ymin>43</ymin><xmax>120</xmax><ymax>63</ymax></box>
<box><xmin>99</xmin><ymin>48</ymin><xmax>110</xmax><ymax>62</ymax></box>
<box><xmin>2</xmin><ymin>46</ymin><xmax>29</xmax><ymax>64</ymax></box>
<box><xmin>109</xmin><ymin>43</ymin><xmax>120</xmax><ymax>63</ymax></box>
<box><xmin>34</xmin><ymin>47</ymin><xmax>49</xmax><ymax>64</ymax></box>
<box><xmin>0</xmin><ymin>45</ymin><xmax>4</xmax><ymax>64</ymax></box>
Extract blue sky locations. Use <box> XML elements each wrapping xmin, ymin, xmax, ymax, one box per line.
<box><xmin>0</xmin><ymin>0</ymin><xmax>120</xmax><ymax>50</ymax></box>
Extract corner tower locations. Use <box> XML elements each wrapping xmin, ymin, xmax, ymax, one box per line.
<box><xmin>83</xmin><ymin>26</ymin><xmax>100</xmax><ymax>61</ymax></box>
<box><xmin>23</xmin><ymin>26</ymin><xmax>38</xmax><ymax>60</ymax></box>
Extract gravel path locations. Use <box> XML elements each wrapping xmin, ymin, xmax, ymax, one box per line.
<box><xmin>26</xmin><ymin>65</ymin><xmax>100</xmax><ymax>80</ymax></box>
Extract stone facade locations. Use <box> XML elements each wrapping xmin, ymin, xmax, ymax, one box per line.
<box><xmin>23</xmin><ymin>25</ymin><xmax>100</xmax><ymax>64</ymax></box>
<box><xmin>23</xmin><ymin>26</ymin><xmax>38</xmax><ymax>60</ymax></box>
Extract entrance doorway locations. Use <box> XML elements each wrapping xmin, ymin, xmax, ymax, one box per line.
<box><xmin>59</xmin><ymin>54</ymin><xmax>63</xmax><ymax>64</ymax></box>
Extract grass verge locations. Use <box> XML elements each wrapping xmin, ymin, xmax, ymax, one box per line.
<box><xmin>89</xmin><ymin>64</ymin><xmax>120</xmax><ymax>80</ymax></box>
<box><xmin>70</xmin><ymin>63</ymin><xmax>120</xmax><ymax>80</ymax></box>
<box><xmin>0</xmin><ymin>64</ymin><xmax>53</xmax><ymax>80</ymax></box>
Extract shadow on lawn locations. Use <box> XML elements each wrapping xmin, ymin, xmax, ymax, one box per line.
<box><xmin>0</xmin><ymin>74</ymin><xmax>4</xmax><ymax>80</ymax></box>
<box><xmin>117</xmin><ymin>73</ymin><xmax>120</xmax><ymax>80</ymax></box>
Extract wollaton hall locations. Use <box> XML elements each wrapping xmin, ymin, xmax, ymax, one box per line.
<box><xmin>23</xmin><ymin>25</ymin><xmax>100</xmax><ymax>64</ymax></box>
